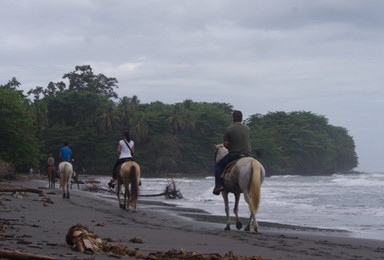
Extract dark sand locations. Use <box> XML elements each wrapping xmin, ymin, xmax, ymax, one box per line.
<box><xmin>1</xmin><ymin>176</ymin><xmax>383</xmax><ymax>259</ymax></box>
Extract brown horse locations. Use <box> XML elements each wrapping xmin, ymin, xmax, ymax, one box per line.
<box><xmin>116</xmin><ymin>161</ymin><xmax>141</xmax><ymax>212</ymax></box>
<box><xmin>47</xmin><ymin>165</ymin><xmax>56</xmax><ymax>189</ymax></box>
<box><xmin>214</xmin><ymin>144</ymin><xmax>265</xmax><ymax>233</ymax></box>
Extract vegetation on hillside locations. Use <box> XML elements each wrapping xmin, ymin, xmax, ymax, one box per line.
<box><xmin>0</xmin><ymin>65</ymin><xmax>358</xmax><ymax>176</ymax></box>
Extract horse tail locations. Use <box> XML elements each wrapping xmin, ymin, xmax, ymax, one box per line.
<box><xmin>130</xmin><ymin>165</ymin><xmax>139</xmax><ymax>201</ymax></box>
<box><xmin>249</xmin><ymin>160</ymin><xmax>261</xmax><ymax>214</ymax></box>
<box><xmin>60</xmin><ymin>162</ymin><xmax>73</xmax><ymax>184</ymax></box>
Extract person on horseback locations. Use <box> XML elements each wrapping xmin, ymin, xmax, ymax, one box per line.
<box><xmin>59</xmin><ymin>142</ymin><xmax>72</xmax><ymax>163</ymax></box>
<box><xmin>58</xmin><ymin>142</ymin><xmax>72</xmax><ymax>179</ymax></box>
<box><xmin>213</xmin><ymin>110</ymin><xmax>252</xmax><ymax>195</ymax></box>
<box><xmin>47</xmin><ymin>153</ymin><xmax>55</xmax><ymax>169</ymax></box>
<box><xmin>108</xmin><ymin>131</ymin><xmax>135</xmax><ymax>189</ymax></box>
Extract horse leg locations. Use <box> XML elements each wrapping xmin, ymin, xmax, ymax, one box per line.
<box><xmin>222</xmin><ymin>191</ymin><xmax>231</xmax><ymax>230</ymax></box>
<box><xmin>242</xmin><ymin>192</ymin><xmax>258</xmax><ymax>232</ymax></box>
<box><xmin>132</xmin><ymin>182</ymin><xmax>138</xmax><ymax>213</ymax></box>
<box><xmin>234</xmin><ymin>193</ymin><xmax>242</xmax><ymax>230</ymax></box>
<box><xmin>126</xmin><ymin>184</ymin><xmax>131</xmax><ymax>211</ymax></box>
<box><xmin>61</xmin><ymin>177</ymin><xmax>65</xmax><ymax>198</ymax></box>
<box><xmin>123</xmin><ymin>188</ymin><xmax>128</xmax><ymax>210</ymax></box>
<box><xmin>66</xmin><ymin>183</ymin><xmax>70</xmax><ymax>199</ymax></box>
<box><xmin>117</xmin><ymin>184</ymin><xmax>124</xmax><ymax>209</ymax></box>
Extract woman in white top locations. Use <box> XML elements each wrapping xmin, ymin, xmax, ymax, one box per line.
<box><xmin>108</xmin><ymin>131</ymin><xmax>134</xmax><ymax>188</ymax></box>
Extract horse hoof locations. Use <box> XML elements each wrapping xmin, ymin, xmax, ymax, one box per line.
<box><xmin>236</xmin><ymin>222</ymin><xmax>242</xmax><ymax>230</ymax></box>
<box><xmin>224</xmin><ymin>226</ymin><xmax>230</xmax><ymax>231</ymax></box>
<box><xmin>119</xmin><ymin>204</ymin><xmax>124</xmax><ymax>209</ymax></box>
<box><xmin>244</xmin><ymin>227</ymin><xmax>250</xmax><ymax>232</ymax></box>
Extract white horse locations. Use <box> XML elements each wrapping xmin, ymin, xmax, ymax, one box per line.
<box><xmin>214</xmin><ymin>144</ymin><xmax>265</xmax><ymax>233</ymax></box>
<box><xmin>116</xmin><ymin>161</ymin><xmax>141</xmax><ymax>212</ymax></box>
<box><xmin>58</xmin><ymin>161</ymin><xmax>73</xmax><ymax>199</ymax></box>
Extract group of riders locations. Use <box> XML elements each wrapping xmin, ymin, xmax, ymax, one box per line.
<box><xmin>46</xmin><ymin>142</ymin><xmax>74</xmax><ymax>180</ymax></box>
<box><xmin>47</xmin><ymin>110</ymin><xmax>251</xmax><ymax>195</ymax></box>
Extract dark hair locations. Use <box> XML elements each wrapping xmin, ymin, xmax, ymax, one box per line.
<box><xmin>64</xmin><ymin>142</ymin><xmax>69</xmax><ymax>146</ymax></box>
<box><xmin>232</xmin><ymin>110</ymin><xmax>243</xmax><ymax>122</ymax></box>
<box><xmin>124</xmin><ymin>131</ymin><xmax>131</xmax><ymax>142</ymax></box>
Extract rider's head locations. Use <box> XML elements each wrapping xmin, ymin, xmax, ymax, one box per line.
<box><xmin>232</xmin><ymin>110</ymin><xmax>243</xmax><ymax>123</ymax></box>
<box><xmin>64</xmin><ymin>142</ymin><xmax>69</xmax><ymax>146</ymax></box>
<box><xmin>124</xmin><ymin>131</ymin><xmax>131</xmax><ymax>141</ymax></box>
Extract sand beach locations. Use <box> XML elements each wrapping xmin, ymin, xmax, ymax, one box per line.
<box><xmin>1</xmin><ymin>176</ymin><xmax>383</xmax><ymax>260</ymax></box>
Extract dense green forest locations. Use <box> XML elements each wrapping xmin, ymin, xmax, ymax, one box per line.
<box><xmin>0</xmin><ymin>65</ymin><xmax>358</xmax><ymax>176</ymax></box>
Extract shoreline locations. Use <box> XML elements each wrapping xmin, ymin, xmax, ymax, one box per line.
<box><xmin>1</xmin><ymin>176</ymin><xmax>384</xmax><ymax>259</ymax></box>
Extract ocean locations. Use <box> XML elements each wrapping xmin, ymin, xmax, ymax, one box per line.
<box><xmin>92</xmin><ymin>172</ymin><xmax>384</xmax><ymax>241</ymax></box>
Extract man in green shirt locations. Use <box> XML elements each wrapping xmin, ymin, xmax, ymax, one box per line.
<box><xmin>213</xmin><ymin>110</ymin><xmax>252</xmax><ymax>195</ymax></box>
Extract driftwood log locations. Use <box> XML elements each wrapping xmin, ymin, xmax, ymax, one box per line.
<box><xmin>0</xmin><ymin>249</ymin><xmax>56</xmax><ymax>260</ymax></box>
<box><xmin>0</xmin><ymin>184</ymin><xmax>43</xmax><ymax>194</ymax></box>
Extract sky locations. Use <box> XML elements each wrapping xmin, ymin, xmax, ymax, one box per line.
<box><xmin>1</xmin><ymin>0</ymin><xmax>383</xmax><ymax>172</ymax></box>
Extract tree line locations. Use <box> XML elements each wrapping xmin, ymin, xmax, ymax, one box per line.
<box><xmin>0</xmin><ymin>65</ymin><xmax>358</xmax><ymax>176</ymax></box>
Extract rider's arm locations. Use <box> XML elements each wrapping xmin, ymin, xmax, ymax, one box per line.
<box><xmin>116</xmin><ymin>142</ymin><xmax>122</xmax><ymax>158</ymax></box>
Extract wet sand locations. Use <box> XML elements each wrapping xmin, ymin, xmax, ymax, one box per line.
<box><xmin>1</xmin><ymin>176</ymin><xmax>383</xmax><ymax>259</ymax></box>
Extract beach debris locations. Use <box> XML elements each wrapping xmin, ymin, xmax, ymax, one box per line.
<box><xmin>12</xmin><ymin>191</ymin><xmax>27</xmax><ymax>199</ymax></box>
<box><xmin>140</xmin><ymin>175</ymin><xmax>183</xmax><ymax>199</ymax></box>
<box><xmin>41</xmin><ymin>197</ymin><xmax>54</xmax><ymax>204</ymax></box>
<box><xmin>66</xmin><ymin>223</ymin><xmax>141</xmax><ymax>257</ymax></box>
<box><xmin>130</xmin><ymin>237</ymin><xmax>143</xmax><ymax>244</ymax></box>
<box><xmin>65</xmin><ymin>224</ymin><xmax>270</xmax><ymax>259</ymax></box>
<box><xmin>0</xmin><ymin>249</ymin><xmax>56</xmax><ymax>260</ymax></box>
<box><xmin>0</xmin><ymin>184</ymin><xmax>43</xmax><ymax>194</ymax></box>
<box><xmin>163</xmin><ymin>175</ymin><xmax>183</xmax><ymax>199</ymax></box>
<box><xmin>146</xmin><ymin>249</ymin><xmax>269</xmax><ymax>259</ymax></box>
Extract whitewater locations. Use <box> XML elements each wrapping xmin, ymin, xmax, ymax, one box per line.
<box><xmin>93</xmin><ymin>172</ymin><xmax>384</xmax><ymax>241</ymax></box>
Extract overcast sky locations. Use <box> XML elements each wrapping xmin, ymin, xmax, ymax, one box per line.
<box><xmin>1</xmin><ymin>0</ymin><xmax>383</xmax><ymax>172</ymax></box>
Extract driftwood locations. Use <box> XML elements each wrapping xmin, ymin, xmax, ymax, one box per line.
<box><xmin>0</xmin><ymin>249</ymin><xmax>56</xmax><ymax>260</ymax></box>
<box><xmin>66</xmin><ymin>223</ymin><xmax>269</xmax><ymax>259</ymax></box>
<box><xmin>0</xmin><ymin>184</ymin><xmax>43</xmax><ymax>194</ymax></box>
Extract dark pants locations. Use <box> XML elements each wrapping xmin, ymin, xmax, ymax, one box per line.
<box><xmin>112</xmin><ymin>158</ymin><xmax>133</xmax><ymax>179</ymax></box>
<box><xmin>214</xmin><ymin>153</ymin><xmax>234</xmax><ymax>187</ymax></box>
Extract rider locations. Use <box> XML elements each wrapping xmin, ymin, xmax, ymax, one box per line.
<box><xmin>108</xmin><ymin>131</ymin><xmax>135</xmax><ymax>189</ymax></box>
<box><xmin>46</xmin><ymin>153</ymin><xmax>55</xmax><ymax>172</ymax></box>
<box><xmin>213</xmin><ymin>110</ymin><xmax>252</xmax><ymax>195</ymax></box>
<box><xmin>59</xmin><ymin>142</ymin><xmax>72</xmax><ymax>163</ymax></box>
<box><xmin>58</xmin><ymin>142</ymin><xmax>72</xmax><ymax>179</ymax></box>
<box><xmin>47</xmin><ymin>153</ymin><xmax>55</xmax><ymax>168</ymax></box>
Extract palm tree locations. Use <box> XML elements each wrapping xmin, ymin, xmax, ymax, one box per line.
<box><xmin>96</xmin><ymin>102</ymin><xmax>120</xmax><ymax>131</ymax></box>
<box><xmin>130</xmin><ymin>112</ymin><xmax>148</xmax><ymax>142</ymax></box>
<box><xmin>117</xmin><ymin>95</ymin><xmax>140</xmax><ymax>129</ymax></box>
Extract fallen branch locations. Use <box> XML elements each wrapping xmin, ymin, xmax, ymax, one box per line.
<box><xmin>0</xmin><ymin>249</ymin><xmax>56</xmax><ymax>260</ymax></box>
<box><xmin>0</xmin><ymin>184</ymin><xmax>43</xmax><ymax>194</ymax></box>
<box><xmin>140</xmin><ymin>192</ymin><xmax>166</xmax><ymax>197</ymax></box>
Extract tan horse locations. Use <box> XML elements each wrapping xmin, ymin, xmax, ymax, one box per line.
<box><xmin>214</xmin><ymin>144</ymin><xmax>265</xmax><ymax>233</ymax></box>
<box><xmin>116</xmin><ymin>161</ymin><xmax>141</xmax><ymax>212</ymax></box>
<box><xmin>58</xmin><ymin>161</ymin><xmax>73</xmax><ymax>199</ymax></box>
<box><xmin>47</xmin><ymin>165</ymin><xmax>56</xmax><ymax>189</ymax></box>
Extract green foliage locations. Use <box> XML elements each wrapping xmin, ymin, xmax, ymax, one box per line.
<box><xmin>247</xmin><ymin>111</ymin><xmax>358</xmax><ymax>175</ymax></box>
<box><xmin>0</xmin><ymin>65</ymin><xmax>358</xmax><ymax>176</ymax></box>
<box><xmin>0</xmin><ymin>89</ymin><xmax>40</xmax><ymax>170</ymax></box>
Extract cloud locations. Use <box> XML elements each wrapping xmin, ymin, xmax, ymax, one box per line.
<box><xmin>1</xmin><ymin>0</ymin><xmax>383</xmax><ymax>172</ymax></box>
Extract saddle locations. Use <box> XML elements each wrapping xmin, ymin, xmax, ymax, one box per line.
<box><xmin>221</xmin><ymin>156</ymin><xmax>250</xmax><ymax>183</ymax></box>
<box><xmin>221</xmin><ymin>160</ymin><xmax>237</xmax><ymax>177</ymax></box>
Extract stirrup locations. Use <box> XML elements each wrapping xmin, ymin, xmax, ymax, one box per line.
<box><xmin>108</xmin><ymin>180</ymin><xmax>115</xmax><ymax>189</ymax></box>
<box><xmin>212</xmin><ymin>186</ymin><xmax>224</xmax><ymax>195</ymax></box>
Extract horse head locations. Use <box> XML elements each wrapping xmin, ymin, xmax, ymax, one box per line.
<box><xmin>213</xmin><ymin>143</ymin><xmax>228</xmax><ymax>164</ymax></box>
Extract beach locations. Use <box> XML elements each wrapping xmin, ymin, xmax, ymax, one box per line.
<box><xmin>1</xmin><ymin>176</ymin><xmax>383</xmax><ymax>260</ymax></box>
